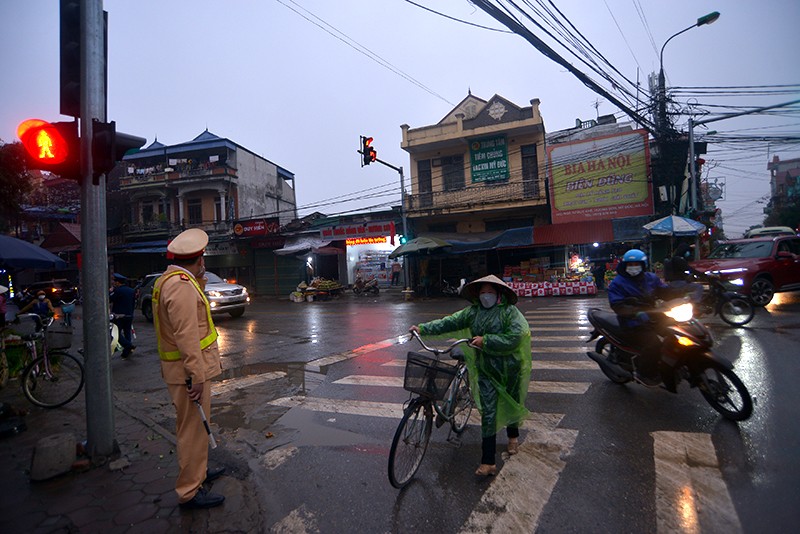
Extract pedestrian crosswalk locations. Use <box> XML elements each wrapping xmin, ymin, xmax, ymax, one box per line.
<box><xmin>219</xmin><ymin>298</ymin><xmax>742</xmax><ymax>532</ymax></box>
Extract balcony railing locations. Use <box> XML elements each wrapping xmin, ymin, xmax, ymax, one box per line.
<box><xmin>123</xmin><ymin>219</ymin><xmax>234</xmax><ymax>239</ymax></box>
<box><xmin>119</xmin><ymin>165</ymin><xmax>237</xmax><ymax>188</ymax></box>
<box><xmin>406</xmin><ymin>180</ymin><xmax>543</xmax><ymax>214</ymax></box>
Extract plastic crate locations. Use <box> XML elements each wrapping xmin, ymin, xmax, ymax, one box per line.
<box><xmin>46</xmin><ymin>325</ymin><xmax>73</xmax><ymax>350</ymax></box>
<box><xmin>403</xmin><ymin>352</ymin><xmax>457</xmax><ymax>400</ymax></box>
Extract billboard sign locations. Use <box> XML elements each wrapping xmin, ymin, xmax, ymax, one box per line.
<box><xmin>470</xmin><ymin>135</ymin><xmax>509</xmax><ymax>183</ymax></box>
<box><xmin>547</xmin><ymin>130</ymin><xmax>653</xmax><ymax>223</ymax></box>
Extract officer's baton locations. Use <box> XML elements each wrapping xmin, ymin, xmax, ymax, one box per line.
<box><xmin>186</xmin><ymin>377</ymin><xmax>217</xmax><ymax>449</ymax></box>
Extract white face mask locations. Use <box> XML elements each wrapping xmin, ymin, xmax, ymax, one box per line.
<box><xmin>626</xmin><ymin>265</ymin><xmax>643</xmax><ymax>277</ymax></box>
<box><xmin>38</xmin><ymin>295</ymin><xmax>46</xmax><ymax>301</ymax></box>
<box><xmin>479</xmin><ymin>293</ymin><xmax>498</xmax><ymax>309</ymax></box>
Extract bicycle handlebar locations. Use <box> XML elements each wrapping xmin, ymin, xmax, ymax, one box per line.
<box><xmin>410</xmin><ymin>330</ymin><xmax>473</xmax><ymax>355</ymax></box>
<box><xmin>15</xmin><ymin>313</ymin><xmax>54</xmax><ymax>330</ymax></box>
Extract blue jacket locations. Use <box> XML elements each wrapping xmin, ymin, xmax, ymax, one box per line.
<box><xmin>608</xmin><ymin>264</ymin><xmax>669</xmax><ymax>327</ymax></box>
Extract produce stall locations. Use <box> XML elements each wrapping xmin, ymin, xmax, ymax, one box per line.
<box><xmin>502</xmin><ymin>257</ymin><xmax>597</xmax><ymax>297</ymax></box>
<box><xmin>290</xmin><ymin>277</ymin><xmax>344</xmax><ymax>302</ymax></box>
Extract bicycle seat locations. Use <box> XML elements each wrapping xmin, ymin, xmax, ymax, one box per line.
<box><xmin>451</xmin><ymin>347</ymin><xmax>465</xmax><ymax>362</ymax></box>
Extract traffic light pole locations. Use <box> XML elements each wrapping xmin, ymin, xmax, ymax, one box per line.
<box><xmin>81</xmin><ymin>0</ymin><xmax>117</xmax><ymax>459</ymax></box>
<box><xmin>359</xmin><ymin>152</ymin><xmax>411</xmax><ymax>289</ymax></box>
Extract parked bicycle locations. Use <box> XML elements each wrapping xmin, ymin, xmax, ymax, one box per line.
<box><xmin>13</xmin><ymin>313</ymin><xmax>84</xmax><ymax>408</ymax></box>
<box><xmin>388</xmin><ymin>331</ymin><xmax>475</xmax><ymax>489</ymax></box>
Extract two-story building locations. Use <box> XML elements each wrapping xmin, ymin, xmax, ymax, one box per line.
<box><xmin>114</xmin><ymin>130</ymin><xmax>297</xmax><ymax>289</ymax></box>
<box><xmin>399</xmin><ymin>93</ymin><xmax>655</xmax><ymax>294</ymax></box>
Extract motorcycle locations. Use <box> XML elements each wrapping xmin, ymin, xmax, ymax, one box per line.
<box><xmin>585</xmin><ymin>298</ymin><xmax>753</xmax><ymax>421</ymax></box>
<box><xmin>695</xmin><ymin>275</ymin><xmax>755</xmax><ymax>327</ymax></box>
<box><xmin>353</xmin><ymin>275</ymin><xmax>379</xmax><ymax>296</ymax></box>
<box><xmin>441</xmin><ymin>278</ymin><xmax>466</xmax><ymax>297</ymax></box>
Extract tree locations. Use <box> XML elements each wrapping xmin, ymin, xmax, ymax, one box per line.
<box><xmin>0</xmin><ymin>141</ymin><xmax>33</xmax><ymax>232</ymax></box>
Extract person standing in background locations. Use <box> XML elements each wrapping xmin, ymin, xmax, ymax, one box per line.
<box><xmin>110</xmin><ymin>273</ymin><xmax>136</xmax><ymax>358</ymax></box>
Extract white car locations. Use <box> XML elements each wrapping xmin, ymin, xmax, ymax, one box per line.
<box><xmin>138</xmin><ymin>271</ymin><xmax>250</xmax><ymax>321</ymax></box>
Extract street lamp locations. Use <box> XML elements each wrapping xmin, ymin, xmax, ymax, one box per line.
<box><xmin>657</xmin><ymin>11</ymin><xmax>720</xmax><ymax>132</ymax></box>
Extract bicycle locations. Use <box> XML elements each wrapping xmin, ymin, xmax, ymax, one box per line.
<box><xmin>14</xmin><ymin>313</ymin><xmax>85</xmax><ymax>408</ymax></box>
<box><xmin>388</xmin><ymin>331</ymin><xmax>475</xmax><ymax>489</ymax></box>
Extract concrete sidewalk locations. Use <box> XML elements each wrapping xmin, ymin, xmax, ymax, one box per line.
<box><xmin>0</xmin><ymin>323</ymin><xmax>263</xmax><ymax>533</ymax></box>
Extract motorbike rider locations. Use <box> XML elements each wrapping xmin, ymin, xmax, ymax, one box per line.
<box><xmin>607</xmin><ymin>249</ymin><xmax>675</xmax><ymax>387</ymax></box>
<box><xmin>664</xmin><ymin>243</ymin><xmax>704</xmax><ymax>304</ymax></box>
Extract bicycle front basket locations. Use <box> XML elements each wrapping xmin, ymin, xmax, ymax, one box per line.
<box><xmin>403</xmin><ymin>352</ymin><xmax>457</xmax><ymax>400</ymax></box>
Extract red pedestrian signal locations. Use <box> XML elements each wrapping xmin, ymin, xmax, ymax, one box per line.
<box><xmin>17</xmin><ymin>119</ymin><xmax>80</xmax><ymax>180</ymax></box>
<box><xmin>361</xmin><ymin>135</ymin><xmax>377</xmax><ymax>166</ymax></box>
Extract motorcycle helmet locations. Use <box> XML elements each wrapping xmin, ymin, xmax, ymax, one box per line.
<box><xmin>621</xmin><ymin>249</ymin><xmax>648</xmax><ymax>267</ymax></box>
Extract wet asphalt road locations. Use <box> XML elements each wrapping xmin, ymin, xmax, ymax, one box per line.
<box><xmin>100</xmin><ymin>290</ymin><xmax>800</xmax><ymax>531</ymax></box>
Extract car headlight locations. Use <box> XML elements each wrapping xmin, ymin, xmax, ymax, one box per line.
<box><xmin>728</xmin><ymin>278</ymin><xmax>745</xmax><ymax>286</ymax></box>
<box><xmin>206</xmin><ymin>290</ymin><xmax>222</xmax><ymax>297</ymax></box>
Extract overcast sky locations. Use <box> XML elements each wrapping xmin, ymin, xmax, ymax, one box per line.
<box><xmin>2</xmin><ymin>0</ymin><xmax>798</xmax><ymax>238</ymax></box>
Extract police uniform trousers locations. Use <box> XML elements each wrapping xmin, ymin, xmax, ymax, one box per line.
<box><xmin>167</xmin><ymin>382</ymin><xmax>212</xmax><ymax>503</ymax></box>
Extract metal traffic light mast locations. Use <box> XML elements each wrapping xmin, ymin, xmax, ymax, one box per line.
<box><xmin>359</xmin><ymin>136</ymin><xmax>410</xmax><ymax>287</ymax></box>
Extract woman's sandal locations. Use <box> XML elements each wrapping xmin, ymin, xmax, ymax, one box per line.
<box><xmin>475</xmin><ymin>464</ymin><xmax>497</xmax><ymax>476</ymax></box>
<box><xmin>508</xmin><ymin>438</ymin><xmax>519</xmax><ymax>455</ymax></box>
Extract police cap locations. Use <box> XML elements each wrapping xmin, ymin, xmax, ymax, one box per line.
<box><xmin>167</xmin><ymin>228</ymin><xmax>209</xmax><ymax>260</ymax></box>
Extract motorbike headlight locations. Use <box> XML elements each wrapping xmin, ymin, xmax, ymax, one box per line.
<box><xmin>664</xmin><ymin>302</ymin><xmax>694</xmax><ymax>322</ymax></box>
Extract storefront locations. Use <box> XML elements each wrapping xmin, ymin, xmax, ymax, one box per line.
<box><xmin>320</xmin><ymin>221</ymin><xmax>402</xmax><ymax>288</ymax></box>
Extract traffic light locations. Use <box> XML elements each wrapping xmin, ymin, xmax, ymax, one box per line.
<box><xmin>399</xmin><ymin>235</ymin><xmax>408</xmax><ymax>245</ymax></box>
<box><xmin>17</xmin><ymin>119</ymin><xmax>80</xmax><ymax>180</ymax></box>
<box><xmin>92</xmin><ymin>120</ymin><xmax>146</xmax><ymax>184</ymax></box>
<box><xmin>361</xmin><ymin>135</ymin><xmax>377</xmax><ymax>166</ymax></box>
<box><xmin>60</xmin><ymin>0</ymin><xmax>81</xmax><ymax>117</ymax></box>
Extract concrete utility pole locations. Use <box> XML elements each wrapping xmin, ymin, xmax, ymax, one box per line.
<box><xmin>81</xmin><ymin>0</ymin><xmax>117</xmax><ymax>459</ymax></box>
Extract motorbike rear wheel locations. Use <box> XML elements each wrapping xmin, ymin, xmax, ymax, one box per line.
<box><xmin>719</xmin><ymin>297</ymin><xmax>755</xmax><ymax>326</ymax></box>
<box><xmin>595</xmin><ymin>339</ymin><xmax>632</xmax><ymax>384</ymax></box>
<box><xmin>696</xmin><ymin>361</ymin><xmax>753</xmax><ymax>421</ymax></box>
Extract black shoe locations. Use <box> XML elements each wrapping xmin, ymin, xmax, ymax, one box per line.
<box><xmin>205</xmin><ymin>466</ymin><xmax>226</xmax><ymax>482</ymax></box>
<box><xmin>179</xmin><ymin>486</ymin><xmax>225</xmax><ymax>509</ymax></box>
<box><xmin>634</xmin><ymin>372</ymin><xmax>661</xmax><ymax>387</ymax></box>
<box><xmin>120</xmin><ymin>348</ymin><xmax>131</xmax><ymax>359</ymax></box>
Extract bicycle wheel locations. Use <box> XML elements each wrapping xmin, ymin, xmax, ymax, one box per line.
<box><xmin>388</xmin><ymin>399</ymin><xmax>432</xmax><ymax>489</ymax></box>
<box><xmin>450</xmin><ymin>369</ymin><xmax>474</xmax><ymax>434</ymax></box>
<box><xmin>22</xmin><ymin>351</ymin><xmax>85</xmax><ymax>408</ymax></box>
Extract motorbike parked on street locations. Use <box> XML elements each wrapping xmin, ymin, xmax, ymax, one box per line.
<box><xmin>353</xmin><ymin>275</ymin><xmax>379</xmax><ymax>296</ymax></box>
<box><xmin>585</xmin><ymin>298</ymin><xmax>753</xmax><ymax>421</ymax></box>
<box><xmin>441</xmin><ymin>278</ymin><xmax>466</xmax><ymax>297</ymax></box>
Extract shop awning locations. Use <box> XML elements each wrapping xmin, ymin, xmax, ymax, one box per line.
<box><xmin>533</xmin><ymin>221</ymin><xmax>614</xmax><ymax>246</ymax></box>
<box><xmin>273</xmin><ymin>236</ymin><xmax>332</xmax><ymax>256</ymax></box>
<box><xmin>449</xmin><ymin>227</ymin><xmax>534</xmax><ymax>254</ymax></box>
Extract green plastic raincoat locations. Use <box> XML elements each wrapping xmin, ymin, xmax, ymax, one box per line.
<box><xmin>418</xmin><ymin>294</ymin><xmax>532</xmax><ymax>438</ymax></box>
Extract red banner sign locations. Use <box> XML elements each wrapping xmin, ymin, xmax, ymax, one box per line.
<box><xmin>345</xmin><ymin>237</ymin><xmax>387</xmax><ymax>246</ymax></box>
<box><xmin>321</xmin><ymin>221</ymin><xmax>395</xmax><ymax>239</ymax></box>
<box><xmin>234</xmin><ymin>218</ymin><xmax>280</xmax><ymax>237</ymax></box>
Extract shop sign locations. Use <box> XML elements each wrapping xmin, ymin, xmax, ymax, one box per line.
<box><xmin>205</xmin><ymin>242</ymin><xmax>240</xmax><ymax>256</ymax></box>
<box><xmin>233</xmin><ymin>218</ymin><xmax>280</xmax><ymax>237</ymax></box>
<box><xmin>250</xmin><ymin>236</ymin><xmax>285</xmax><ymax>249</ymax></box>
<box><xmin>321</xmin><ymin>221</ymin><xmax>395</xmax><ymax>239</ymax></box>
<box><xmin>547</xmin><ymin>129</ymin><xmax>653</xmax><ymax>223</ymax></box>
<box><xmin>469</xmin><ymin>135</ymin><xmax>509</xmax><ymax>183</ymax></box>
<box><xmin>346</xmin><ymin>237</ymin><xmax>387</xmax><ymax>246</ymax></box>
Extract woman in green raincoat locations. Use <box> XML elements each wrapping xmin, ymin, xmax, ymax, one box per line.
<box><xmin>410</xmin><ymin>274</ymin><xmax>532</xmax><ymax>476</ymax></box>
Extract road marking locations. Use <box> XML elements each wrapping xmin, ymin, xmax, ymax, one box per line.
<box><xmin>461</xmin><ymin>415</ymin><xmax>578</xmax><ymax>533</ymax></box>
<box><xmin>303</xmin><ymin>335</ymin><xmax>405</xmax><ymax>371</ymax></box>
<box><xmin>529</xmin><ymin>381</ymin><xmax>590</xmax><ymax>394</ymax></box>
<box><xmin>269</xmin><ymin>396</ymin><xmax>404</xmax><ymax>419</ymax></box>
<box><xmin>531</xmin><ymin>360</ymin><xmax>596</xmax><ymax>370</ymax></box>
<box><xmin>651</xmin><ymin>431</ymin><xmax>742</xmax><ymax>534</ymax></box>
<box><xmin>532</xmin><ymin>347</ymin><xmax>591</xmax><ymax>353</ymax></box>
<box><xmin>333</xmin><ymin>375</ymin><xmax>590</xmax><ymax>395</ymax></box>
<box><xmin>212</xmin><ymin>371</ymin><xmax>287</xmax><ymax>397</ymax></box>
<box><xmin>531</xmin><ymin>326</ymin><xmax>591</xmax><ymax>331</ymax></box>
<box><xmin>533</xmin><ymin>336</ymin><xmax>589</xmax><ymax>342</ymax></box>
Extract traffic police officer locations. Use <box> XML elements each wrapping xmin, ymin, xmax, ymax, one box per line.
<box><xmin>153</xmin><ymin>228</ymin><xmax>225</xmax><ymax>509</ymax></box>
